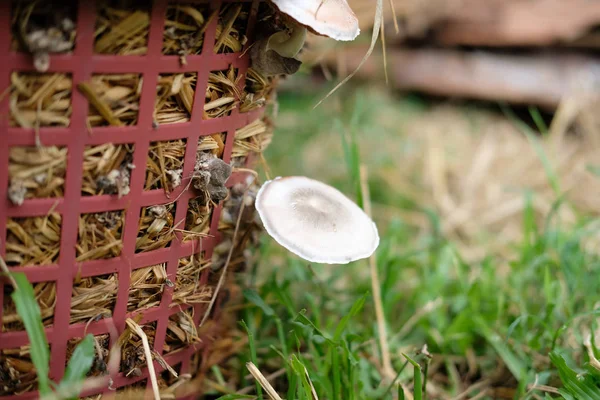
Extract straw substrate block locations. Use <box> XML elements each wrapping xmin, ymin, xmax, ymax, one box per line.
<box><xmin>0</xmin><ymin>0</ymin><xmax>276</xmax><ymax>398</ymax></box>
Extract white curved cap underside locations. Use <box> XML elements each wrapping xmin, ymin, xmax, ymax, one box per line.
<box><xmin>256</xmin><ymin>176</ymin><xmax>379</xmax><ymax>264</ymax></box>
<box><xmin>270</xmin><ymin>0</ymin><xmax>360</xmax><ymax>41</ymax></box>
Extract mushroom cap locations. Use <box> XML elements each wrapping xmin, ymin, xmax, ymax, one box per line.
<box><xmin>255</xmin><ymin>176</ymin><xmax>379</xmax><ymax>264</ymax></box>
<box><xmin>270</xmin><ymin>0</ymin><xmax>360</xmax><ymax>41</ymax></box>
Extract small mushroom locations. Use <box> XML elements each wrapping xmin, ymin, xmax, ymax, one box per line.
<box><xmin>269</xmin><ymin>0</ymin><xmax>360</xmax><ymax>42</ymax></box>
<box><xmin>255</xmin><ymin>176</ymin><xmax>379</xmax><ymax>264</ymax></box>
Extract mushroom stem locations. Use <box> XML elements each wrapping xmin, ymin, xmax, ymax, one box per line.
<box><xmin>267</xmin><ymin>22</ymin><xmax>307</xmax><ymax>59</ymax></box>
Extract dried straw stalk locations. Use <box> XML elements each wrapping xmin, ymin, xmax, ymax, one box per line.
<box><xmin>9</xmin><ymin>72</ymin><xmax>72</xmax><ymax>128</ymax></box>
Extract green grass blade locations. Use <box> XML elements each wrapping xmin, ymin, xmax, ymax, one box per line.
<box><xmin>550</xmin><ymin>351</ymin><xmax>600</xmax><ymax>400</ymax></box>
<box><xmin>10</xmin><ymin>272</ymin><xmax>51</xmax><ymax>396</ymax></box>
<box><xmin>587</xmin><ymin>165</ymin><xmax>600</xmax><ymax>177</ymax></box>
<box><xmin>398</xmin><ymin>384</ymin><xmax>405</xmax><ymax>400</ymax></box>
<box><xmin>331</xmin><ymin>347</ymin><xmax>341</xmax><ymax>400</ymax></box>
<box><xmin>333</xmin><ymin>292</ymin><xmax>367</xmax><ymax>342</ymax></box>
<box><xmin>243</xmin><ymin>289</ymin><xmax>275</xmax><ymax>317</ymax></box>
<box><xmin>528</xmin><ymin>106</ymin><xmax>548</xmax><ymax>135</ymax></box>
<box><xmin>501</xmin><ymin>103</ymin><xmax>561</xmax><ymax>197</ymax></box>
<box><xmin>240</xmin><ymin>320</ymin><xmax>262</xmax><ymax>399</ymax></box>
<box><xmin>474</xmin><ymin>316</ymin><xmax>527</xmax><ymax>382</ymax></box>
<box><xmin>403</xmin><ymin>354</ymin><xmax>423</xmax><ymax>400</ymax></box>
<box><xmin>56</xmin><ymin>334</ymin><xmax>95</xmax><ymax>399</ymax></box>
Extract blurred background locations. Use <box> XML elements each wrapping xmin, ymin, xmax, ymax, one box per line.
<box><xmin>223</xmin><ymin>1</ymin><xmax>600</xmax><ymax>399</ymax></box>
<box><xmin>268</xmin><ymin>0</ymin><xmax>600</xmax><ymax>261</ymax></box>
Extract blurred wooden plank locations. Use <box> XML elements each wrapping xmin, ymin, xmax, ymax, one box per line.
<box><xmin>306</xmin><ymin>45</ymin><xmax>600</xmax><ymax>109</ymax></box>
<box><xmin>432</xmin><ymin>0</ymin><xmax>600</xmax><ymax>47</ymax></box>
<box><xmin>344</xmin><ymin>0</ymin><xmax>600</xmax><ymax>48</ymax></box>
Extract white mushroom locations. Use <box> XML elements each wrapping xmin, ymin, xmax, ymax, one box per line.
<box><xmin>255</xmin><ymin>176</ymin><xmax>379</xmax><ymax>264</ymax></box>
<box><xmin>270</xmin><ymin>0</ymin><xmax>360</xmax><ymax>41</ymax></box>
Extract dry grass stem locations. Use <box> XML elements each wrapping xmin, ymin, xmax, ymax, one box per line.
<box><xmin>165</xmin><ymin>309</ymin><xmax>201</xmax><ymax>352</ymax></box>
<box><xmin>5</xmin><ymin>214</ymin><xmax>62</xmax><ymax>267</ymax></box>
<box><xmin>128</xmin><ymin>264</ymin><xmax>167</xmax><ymax>312</ymax></box>
<box><xmin>155</xmin><ymin>73</ymin><xmax>197</xmax><ymax>125</ymax></box>
<box><xmin>163</xmin><ymin>3</ymin><xmax>212</xmax><ymax>57</ymax></box>
<box><xmin>0</xmin><ymin>346</ymin><xmax>37</xmax><ymax>395</ymax></box>
<box><xmin>172</xmin><ymin>256</ymin><xmax>212</xmax><ymax>307</ymax></box>
<box><xmin>82</xmin><ymin>143</ymin><xmax>135</xmax><ymax>196</ymax></box>
<box><xmin>232</xmin><ymin>118</ymin><xmax>274</xmax><ymax>160</ymax></box>
<box><xmin>76</xmin><ymin>211</ymin><xmax>124</xmax><ymax>262</ymax></box>
<box><xmin>70</xmin><ymin>274</ymin><xmax>118</xmax><ymax>324</ymax></box>
<box><xmin>200</xmin><ymin>183</ymin><xmax>247</xmax><ymax>327</ymax></box>
<box><xmin>81</xmin><ymin>74</ymin><xmax>142</xmax><ymax>127</ymax></box>
<box><xmin>246</xmin><ymin>362</ymin><xmax>283</xmax><ymax>400</ymax></box>
<box><xmin>125</xmin><ymin>319</ymin><xmax>160</xmax><ymax>400</ymax></box>
<box><xmin>136</xmin><ymin>203</ymin><xmax>176</xmax><ymax>253</ymax></box>
<box><xmin>204</xmin><ymin>67</ymin><xmax>242</xmax><ymax>119</ymax></box>
<box><xmin>94</xmin><ymin>0</ymin><xmax>150</xmax><ymax>55</ymax></box>
<box><xmin>360</xmin><ymin>165</ymin><xmax>395</xmax><ymax>381</ymax></box>
<box><xmin>214</xmin><ymin>3</ymin><xmax>250</xmax><ymax>54</ymax></box>
<box><xmin>9</xmin><ymin>72</ymin><xmax>72</xmax><ymax>127</ymax></box>
<box><xmin>8</xmin><ymin>146</ymin><xmax>67</xmax><ymax>203</ymax></box>
<box><xmin>146</xmin><ymin>140</ymin><xmax>187</xmax><ymax>192</ymax></box>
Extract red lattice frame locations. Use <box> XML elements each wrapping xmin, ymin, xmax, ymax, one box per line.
<box><xmin>0</xmin><ymin>0</ymin><xmax>265</xmax><ymax>398</ymax></box>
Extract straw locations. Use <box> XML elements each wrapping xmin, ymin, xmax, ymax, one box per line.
<box><xmin>5</xmin><ymin>213</ymin><xmax>62</xmax><ymax>267</ymax></box>
<box><xmin>8</xmin><ymin>145</ymin><xmax>67</xmax><ymax>203</ymax></box>
<box><xmin>76</xmin><ymin>211</ymin><xmax>125</xmax><ymax>262</ymax></box>
<box><xmin>80</xmin><ymin>74</ymin><xmax>142</xmax><ymax>127</ymax></box>
<box><xmin>94</xmin><ymin>1</ymin><xmax>151</xmax><ymax>55</ymax></box>
<box><xmin>82</xmin><ymin>143</ymin><xmax>135</xmax><ymax>196</ymax></box>
<box><xmin>3</xmin><ymin>0</ymin><xmax>281</xmax><ymax>396</ymax></box>
<box><xmin>136</xmin><ymin>203</ymin><xmax>177</xmax><ymax>253</ymax></box>
<box><xmin>154</xmin><ymin>73</ymin><xmax>197</xmax><ymax>125</ymax></box>
<box><xmin>9</xmin><ymin>72</ymin><xmax>72</xmax><ymax>127</ymax></box>
<box><xmin>125</xmin><ymin>319</ymin><xmax>160</xmax><ymax>400</ymax></box>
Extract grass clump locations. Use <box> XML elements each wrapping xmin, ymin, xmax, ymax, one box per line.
<box><xmin>202</xmin><ymin>87</ymin><xmax>600</xmax><ymax>399</ymax></box>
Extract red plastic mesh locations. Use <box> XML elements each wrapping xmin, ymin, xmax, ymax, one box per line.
<box><xmin>0</xmin><ymin>0</ymin><xmax>265</xmax><ymax>398</ymax></box>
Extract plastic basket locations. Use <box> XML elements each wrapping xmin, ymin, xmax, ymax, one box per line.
<box><xmin>0</xmin><ymin>0</ymin><xmax>274</xmax><ymax>398</ymax></box>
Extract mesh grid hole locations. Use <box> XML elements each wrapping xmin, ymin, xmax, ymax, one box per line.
<box><xmin>5</xmin><ymin>214</ymin><xmax>62</xmax><ymax>267</ymax></box>
<box><xmin>215</xmin><ymin>2</ymin><xmax>252</xmax><ymax>54</ymax></box>
<box><xmin>66</xmin><ymin>333</ymin><xmax>111</xmax><ymax>378</ymax></box>
<box><xmin>94</xmin><ymin>0</ymin><xmax>152</xmax><ymax>55</ymax></box>
<box><xmin>205</xmin><ymin>67</ymin><xmax>241</xmax><ymax>119</ymax></box>
<box><xmin>83</xmin><ymin>73</ymin><xmax>143</xmax><ymax>127</ymax></box>
<box><xmin>9</xmin><ymin>72</ymin><xmax>73</xmax><ymax>128</ymax></box>
<box><xmin>10</xmin><ymin>1</ymin><xmax>77</xmax><ymax>54</ymax></box>
<box><xmin>173</xmin><ymin>253</ymin><xmax>211</xmax><ymax>307</ymax></box>
<box><xmin>3</xmin><ymin>281</ymin><xmax>56</xmax><ymax>332</ymax></box>
<box><xmin>158</xmin><ymin>362</ymin><xmax>182</xmax><ymax>389</ymax></box>
<box><xmin>127</xmin><ymin>263</ymin><xmax>167</xmax><ymax>313</ymax></box>
<box><xmin>0</xmin><ymin>345</ymin><xmax>41</xmax><ymax>395</ymax></box>
<box><xmin>120</xmin><ymin>321</ymin><xmax>157</xmax><ymax>376</ymax></box>
<box><xmin>165</xmin><ymin>308</ymin><xmax>199</xmax><ymax>354</ymax></box>
<box><xmin>184</xmin><ymin>197</ymin><xmax>212</xmax><ymax>242</ymax></box>
<box><xmin>162</xmin><ymin>2</ymin><xmax>210</xmax><ymax>56</ymax></box>
<box><xmin>145</xmin><ymin>139</ymin><xmax>187</xmax><ymax>192</ymax></box>
<box><xmin>8</xmin><ymin>145</ymin><xmax>68</xmax><ymax>202</ymax></box>
<box><xmin>70</xmin><ymin>273</ymin><xmax>118</xmax><ymax>324</ymax></box>
<box><xmin>82</xmin><ymin>143</ymin><xmax>135</xmax><ymax>197</ymax></box>
<box><xmin>135</xmin><ymin>203</ymin><xmax>177</xmax><ymax>253</ymax></box>
<box><xmin>155</xmin><ymin>72</ymin><xmax>198</xmax><ymax>125</ymax></box>
<box><xmin>76</xmin><ymin>210</ymin><xmax>125</xmax><ymax>262</ymax></box>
